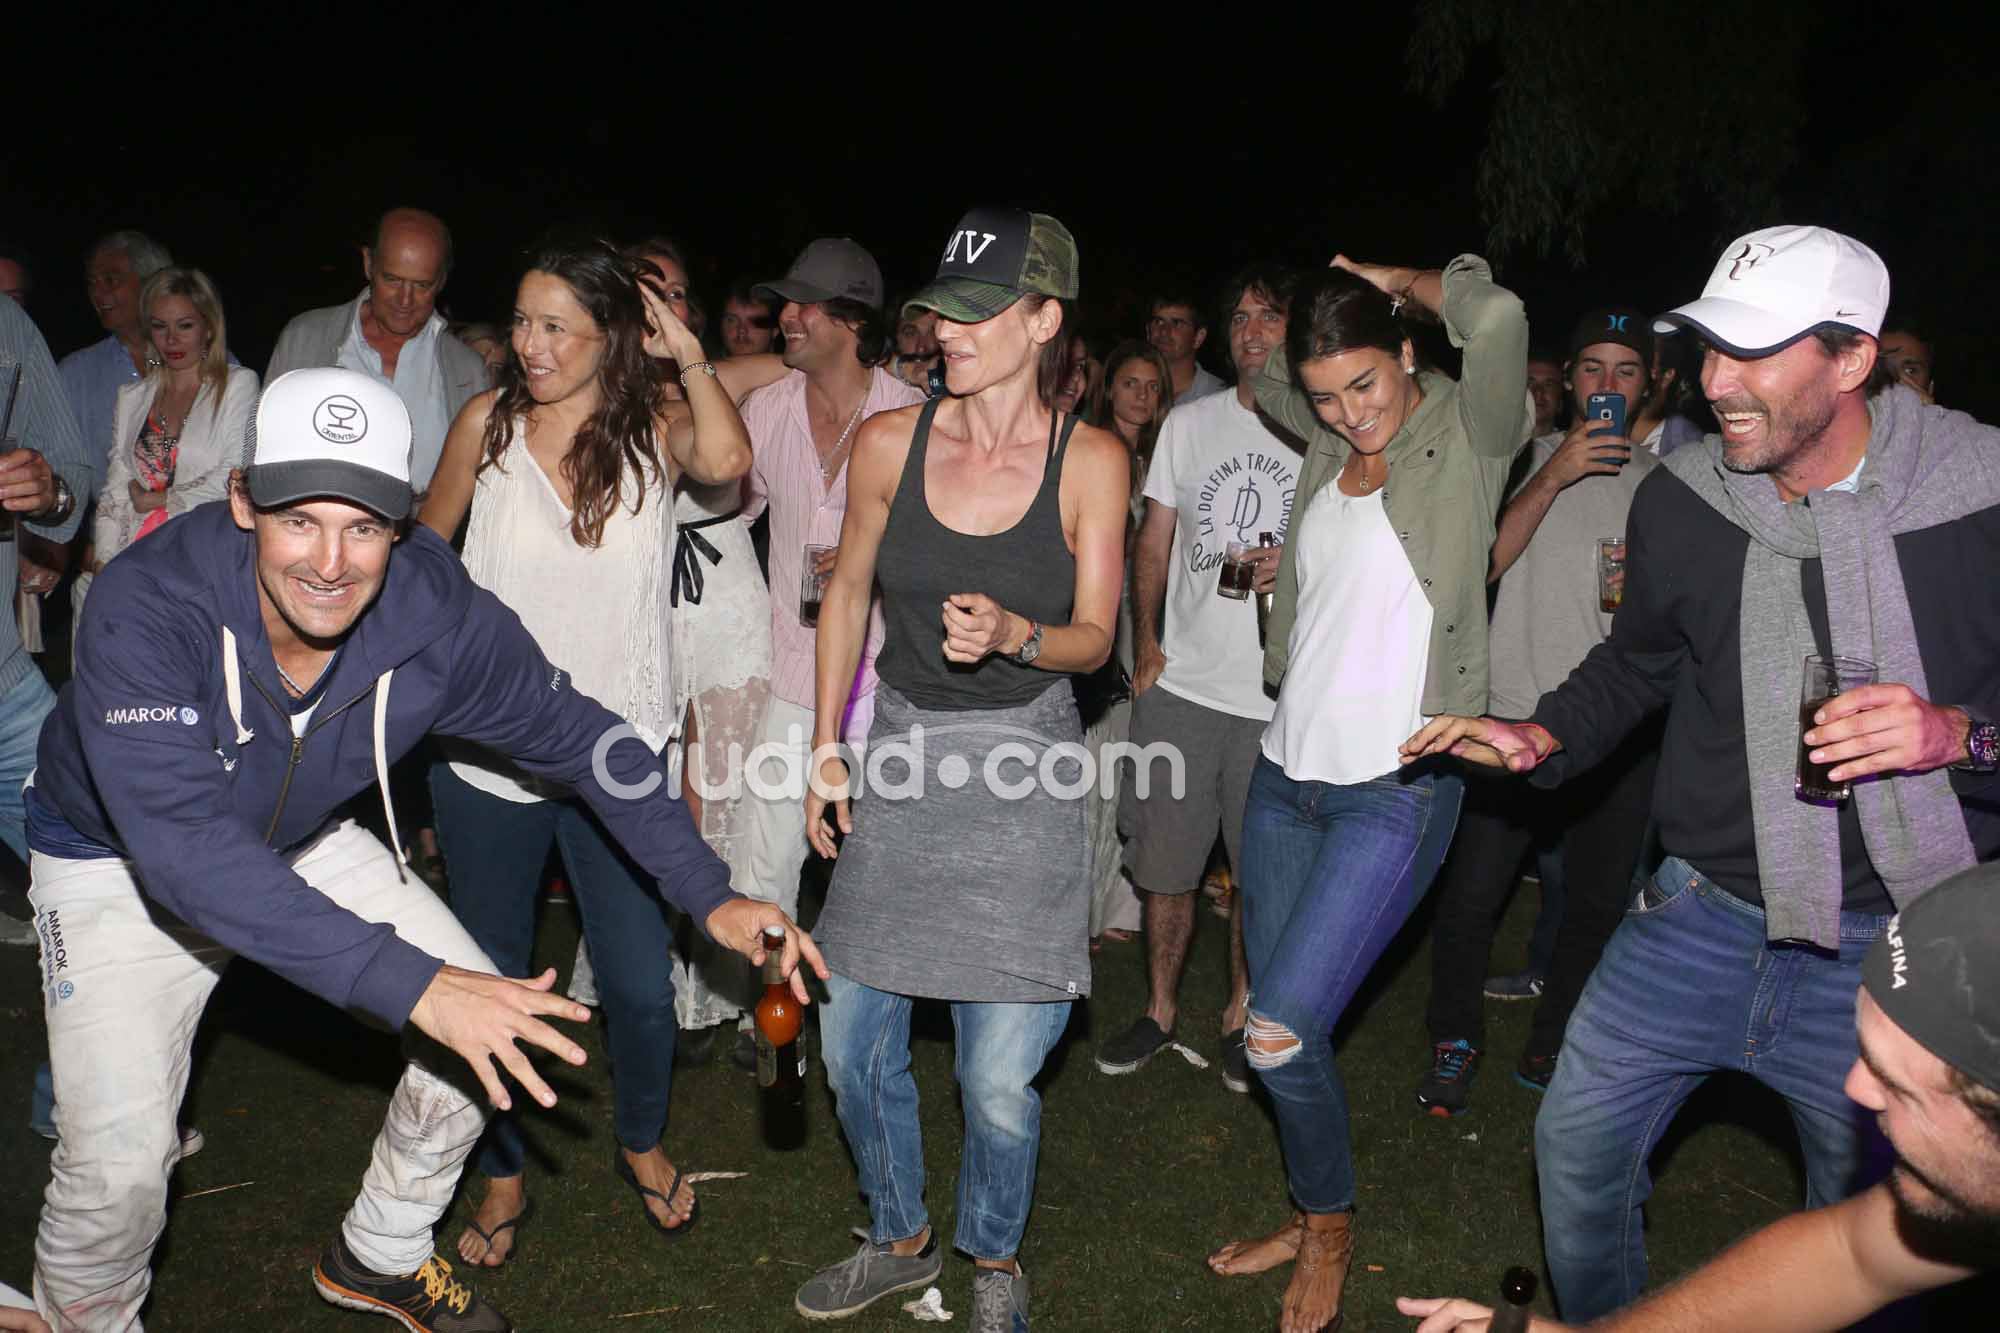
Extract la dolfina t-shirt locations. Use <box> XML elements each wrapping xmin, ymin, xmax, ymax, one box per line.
<box><xmin>1142</xmin><ymin>390</ymin><xmax>1302</xmax><ymax>721</ymax></box>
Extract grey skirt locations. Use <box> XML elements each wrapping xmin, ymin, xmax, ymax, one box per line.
<box><xmin>812</xmin><ymin>681</ymin><xmax>1092</xmax><ymax>1002</ymax></box>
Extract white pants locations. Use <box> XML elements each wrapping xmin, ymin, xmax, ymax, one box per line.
<box><xmin>29</xmin><ymin>821</ymin><xmax>495</xmax><ymax>1332</ymax></box>
<box><xmin>735</xmin><ymin>695</ymin><xmax>871</xmax><ymax>1027</ymax></box>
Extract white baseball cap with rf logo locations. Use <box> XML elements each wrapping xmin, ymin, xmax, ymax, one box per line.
<box><xmin>1654</xmin><ymin>224</ymin><xmax>1891</xmax><ymax>358</ymax></box>
<box><xmin>243</xmin><ymin>367</ymin><xmax>415</xmax><ymax>520</ymax></box>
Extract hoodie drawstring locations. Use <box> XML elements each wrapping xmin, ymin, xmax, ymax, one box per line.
<box><xmin>221</xmin><ymin>628</ymin><xmax>407</xmax><ymax>882</ymax></box>
<box><xmin>373</xmin><ymin>668</ymin><xmax>407</xmax><ymax>881</ymax></box>
<box><xmin>220</xmin><ymin>628</ymin><xmax>256</xmax><ymax>745</ymax></box>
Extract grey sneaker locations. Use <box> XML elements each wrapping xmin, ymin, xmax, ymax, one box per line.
<box><xmin>1219</xmin><ymin>1029</ymin><xmax>1251</xmax><ymax>1094</ymax></box>
<box><xmin>795</xmin><ymin>1229</ymin><xmax>942</xmax><ymax>1321</ymax></box>
<box><xmin>1094</xmin><ymin>1016</ymin><xmax>1173</xmax><ymax>1075</ymax></box>
<box><xmin>971</xmin><ymin>1266</ymin><xmax>1029</xmax><ymax>1333</ymax></box>
<box><xmin>1482</xmin><ymin>971</ymin><xmax>1545</xmax><ymax>1000</ymax></box>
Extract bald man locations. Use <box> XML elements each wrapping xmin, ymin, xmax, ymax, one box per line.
<box><xmin>267</xmin><ymin>208</ymin><xmax>487</xmax><ymax>490</ymax></box>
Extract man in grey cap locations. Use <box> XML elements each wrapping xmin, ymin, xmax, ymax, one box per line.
<box><xmin>1399</xmin><ymin>859</ymin><xmax>2000</xmax><ymax>1331</ymax></box>
<box><xmin>723</xmin><ymin>240</ymin><xmax>925</xmax><ymax>1071</ymax></box>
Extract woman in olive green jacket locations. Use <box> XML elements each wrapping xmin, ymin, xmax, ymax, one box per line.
<box><xmin>1207</xmin><ymin>255</ymin><xmax>1527</xmax><ymax>1333</ymax></box>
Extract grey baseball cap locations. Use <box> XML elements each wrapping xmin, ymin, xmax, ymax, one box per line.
<box><xmin>753</xmin><ymin>238</ymin><xmax>884</xmax><ymax>309</ymax></box>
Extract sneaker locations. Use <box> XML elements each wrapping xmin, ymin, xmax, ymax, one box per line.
<box><xmin>313</xmin><ymin>1234</ymin><xmax>511</xmax><ymax>1331</ymax></box>
<box><xmin>971</xmin><ymin>1266</ymin><xmax>1029</xmax><ymax>1333</ymax></box>
<box><xmin>1515</xmin><ymin>1051</ymin><xmax>1558</xmax><ymax>1093</ymax></box>
<box><xmin>674</xmin><ymin>1023</ymin><xmax>720</xmax><ymax>1069</ymax></box>
<box><xmin>1093</xmin><ymin>1017</ymin><xmax>1174</xmax><ymax>1075</ymax></box>
<box><xmin>729</xmin><ymin>1028</ymin><xmax>758</xmax><ymax>1075</ymax></box>
<box><xmin>1415</xmin><ymin>1039</ymin><xmax>1482</xmax><ymax>1118</ymax></box>
<box><xmin>795</xmin><ymin>1229</ymin><xmax>943</xmax><ymax>1321</ymax></box>
<box><xmin>178</xmin><ymin>1125</ymin><xmax>205</xmax><ymax>1160</ymax></box>
<box><xmin>1482</xmin><ymin>971</ymin><xmax>1545</xmax><ymax>1000</ymax></box>
<box><xmin>1219</xmin><ymin>1028</ymin><xmax>1251</xmax><ymax>1094</ymax></box>
<box><xmin>0</xmin><ymin>914</ymin><xmax>37</xmax><ymax>947</ymax></box>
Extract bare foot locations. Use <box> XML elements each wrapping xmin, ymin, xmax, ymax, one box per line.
<box><xmin>457</xmin><ymin>1175</ymin><xmax>528</xmax><ymax>1267</ymax></box>
<box><xmin>622</xmin><ymin>1145</ymin><xmax>696</xmax><ymax>1230</ymax></box>
<box><xmin>1279</xmin><ymin>1212</ymin><xmax>1353</xmax><ymax>1333</ymax></box>
<box><xmin>1206</xmin><ymin>1212</ymin><xmax>1303</xmax><ymax>1276</ymax></box>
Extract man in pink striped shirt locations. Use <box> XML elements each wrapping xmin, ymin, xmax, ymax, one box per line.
<box><xmin>734</xmin><ymin>238</ymin><xmax>925</xmax><ymax>1069</ymax></box>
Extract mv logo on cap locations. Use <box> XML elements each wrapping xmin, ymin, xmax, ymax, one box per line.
<box><xmin>944</xmin><ymin>229</ymin><xmax>999</xmax><ymax>266</ymax></box>
<box><xmin>314</xmin><ymin>394</ymin><xmax>369</xmax><ymax>445</ymax></box>
<box><xmin>1727</xmin><ymin>242</ymin><xmax>1777</xmax><ymax>281</ymax></box>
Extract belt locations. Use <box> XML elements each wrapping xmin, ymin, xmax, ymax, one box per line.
<box><xmin>670</xmin><ymin>510</ymin><xmax>739</xmax><ymax>607</ymax></box>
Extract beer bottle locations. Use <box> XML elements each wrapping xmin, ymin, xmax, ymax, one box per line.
<box><xmin>1488</xmin><ymin>1266</ymin><xmax>1538</xmax><ymax>1333</ymax></box>
<box><xmin>754</xmin><ymin>927</ymin><xmax>806</xmax><ymax>1147</ymax></box>
<box><xmin>1254</xmin><ymin>531</ymin><xmax>1280</xmax><ymax>647</ymax></box>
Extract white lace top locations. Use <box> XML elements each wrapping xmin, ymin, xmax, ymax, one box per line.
<box><xmin>448</xmin><ymin>419</ymin><xmax>676</xmax><ymax>803</ymax></box>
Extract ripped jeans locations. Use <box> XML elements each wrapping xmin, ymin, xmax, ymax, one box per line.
<box><xmin>1239</xmin><ymin>755</ymin><xmax>1463</xmax><ymax>1213</ymax></box>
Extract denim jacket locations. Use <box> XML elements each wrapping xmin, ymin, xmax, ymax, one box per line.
<box><xmin>1255</xmin><ymin>255</ymin><xmax>1529</xmax><ymax>717</ymax></box>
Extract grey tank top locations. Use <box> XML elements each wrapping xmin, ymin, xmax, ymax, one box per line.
<box><xmin>874</xmin><ymin>397</ymin><xmax>1079</xmax><ymax>710</ymax></box>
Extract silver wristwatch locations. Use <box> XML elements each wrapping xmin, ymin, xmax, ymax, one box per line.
<box><xmin>1011</xmin><ymin>620</ymin><xmax>1044</xmax><ymax>666</ymax></box>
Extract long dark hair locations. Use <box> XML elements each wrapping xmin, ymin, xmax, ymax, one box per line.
<box><xmin>1286</xmin><ymin>267</ymin><xmax>1408</xmax><ymax>374</ymax></box>
<box><xmin>481</xmin><ymin>233</ymin><xmax>667</xmax><ymax>548</ymax></box>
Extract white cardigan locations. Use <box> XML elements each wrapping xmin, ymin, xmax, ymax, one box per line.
<box><xmin>97</xmin><ymin>366</ymin><xmax>259</xmax><ymax>562</ymax></box>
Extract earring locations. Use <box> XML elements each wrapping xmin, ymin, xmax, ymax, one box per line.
<box><xmin>1404</xmin><ymin>363</ymin><xmax>1416</xmax><ymax>375</ymax></box>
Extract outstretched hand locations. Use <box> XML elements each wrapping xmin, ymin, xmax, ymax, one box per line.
<box><xmin>407</xmin><ymin>966</ymin><xmax>591</xmax><ymax>1113</ymax></box>
<box><xmin>1400</xmin><ymin>716</ymin><xmax>1554</xmax><ymax>772</ymax></box>
<box><xmin>705</xmin><ymin>898</ymin><xmax>832</xmax><ymax>1003</ymax></box>
<box><xmin>1396</xmin><ymin>1295</ymin><xmax>1570</xmax><ymax>1331</ymax></box>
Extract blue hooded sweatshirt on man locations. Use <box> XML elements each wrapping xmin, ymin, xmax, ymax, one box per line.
<box><xmin>31</xmin><ymin>500</ymin><xmax>735</xmax><ymax>1031</ymax></box>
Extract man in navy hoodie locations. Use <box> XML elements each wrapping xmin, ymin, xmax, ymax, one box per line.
<box><xmin>24</xmin><ymin>367</ymin><xmax>824</xmax><ymax>1332</ymax></box>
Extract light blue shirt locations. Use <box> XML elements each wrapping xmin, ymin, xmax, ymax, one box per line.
<box><xmin>2</xmin><ymin>298</ymin><xmax>94</xmax><ymax>695</ymax></box>
<box><xmin>335</xmin><ymin>293</ymin><xmax>450</xmax><ymax>490</ymax></box>
<box><xmin>56</xmin><ymin>334</ymin><xmax>142</xmax><ymax>501</ymax></box>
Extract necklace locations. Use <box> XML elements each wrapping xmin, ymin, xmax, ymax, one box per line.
<box><xmin>274</xmin><ymin>657</ymin><xmax>328</xmax><ymax>699</ymax></box>
<box><xmin>818</xmin><ymin>396</ymin><xmax>868</xmax><ymax>482</ymax></box>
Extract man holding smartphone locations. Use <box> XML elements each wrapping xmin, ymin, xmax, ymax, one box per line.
<box><xmin>1416</xmin><ymin>307</ymin><xmax>1660</xmax><ymax>1115</ymax></box>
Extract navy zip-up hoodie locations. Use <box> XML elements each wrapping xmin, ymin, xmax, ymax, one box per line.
<box><xmin>34</xmin><ymin>502</ymin><xmax>736</xmax><ymax>1029</ymax></box>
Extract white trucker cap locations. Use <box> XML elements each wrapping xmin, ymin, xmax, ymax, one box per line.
<box><xmin>243</xmin><ymin>368</ymin><xmax>415</xmax><ymax>520</ymax></box>
<box><xmin>1654</xmin><ymin>225</ymin><xmax>1891</xmax><ymax>357</ymax></box>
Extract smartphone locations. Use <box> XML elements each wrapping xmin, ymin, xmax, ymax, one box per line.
<box><xmin>1586</xmin><ymin>392</ymin><xmax>1627</xmax><ymax>440</ymax></box>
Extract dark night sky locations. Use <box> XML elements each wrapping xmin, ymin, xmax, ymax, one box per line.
<box><xmin>8</xmin><ymin>10</ymin><xmax>1992</xmax><ymax>415</ymax></box>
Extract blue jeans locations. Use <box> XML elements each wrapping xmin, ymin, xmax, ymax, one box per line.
<box><xmin>818</xmin><ymin>972</ymin><xmax>1071</xmax><ymax>1261</ymax></box>
<box><xmin>1239</xmin><ymin>755</ymin><xmax>1463</xmax><ymax>1212</ymax></box>
<box><xmin>431</xmin><ymin>764</ymin><xmax>681</xmax><ymax>1177</ymax></box>
<box><xmin>0</xmin><ymin>668</ymin><xmax>54</xmax><ymax>859</ymax></box>
<box><xmin>6</xmin><ymin>669</ymin><xmax>58</xmax><ymax>1137</ymax></box>
<box><xmin>1534</xmin><ymin>856</ymin><xmax>1887</xmax><ymax>1322</ymax></box>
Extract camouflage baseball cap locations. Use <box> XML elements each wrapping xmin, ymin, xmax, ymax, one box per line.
<box><xmin>904</xmin><ymin>207</ymin><xmax>1079</xmax><ymax>324</ymax></box>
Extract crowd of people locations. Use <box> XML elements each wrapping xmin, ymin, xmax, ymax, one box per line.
<box><xmin>0</xmin><ymin>203</ymin><xmax>1993</xmax><ymax>1333</ymax></box>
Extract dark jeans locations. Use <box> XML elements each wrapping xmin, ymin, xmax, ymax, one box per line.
<box><xmin>1240</xmin><ymin>756</ymin><xmax>1463</xmax><ymax>1211</ymax></box>
<box><xmin>1426</xmin><ymin>727</ymin><xmax>1657</xmax><ymax>1058</ymax></box>
<box><xmin>431</xmin><ymin>764</ymin><xmax>681</xmax><ymax>1177</ymax></box>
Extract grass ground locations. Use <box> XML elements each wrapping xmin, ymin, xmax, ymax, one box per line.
<box><xmin>1</xmin><ymin>862</ymin><xmax>1981</xmax><ymax>1331</ymax></box>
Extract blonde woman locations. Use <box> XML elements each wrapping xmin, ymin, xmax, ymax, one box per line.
<box><xmin>80</xmin><ymin>268</ymin><xmax>257</xmax><ymax>609</ymax></box>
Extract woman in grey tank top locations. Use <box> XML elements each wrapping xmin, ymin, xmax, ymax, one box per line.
<box><xmin>787</xmin><ymin>209</ymin><xmax>1130</xmax><ymax>1330</ymax></box>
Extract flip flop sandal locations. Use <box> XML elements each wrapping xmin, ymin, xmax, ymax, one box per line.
<box><xmin>614</xmin><ymin>1152</ymin><xmax>700</xmax><ymax>1239</ymax></box>
<box><xmin>462</xmin><ymin>1196</ymin><xmax>534</xmax><ymax>1269</ymax></box>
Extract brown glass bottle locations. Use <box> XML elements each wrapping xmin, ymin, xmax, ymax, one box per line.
<box><xmin>754</xmin><ymin>927</ymin><xmax>806</xmax><ymax>1147</ymax></box>
<box><xmin>1254</xmin><ymin>531</ymin><xmax>1280</xmax><ymax>646</ymax></box>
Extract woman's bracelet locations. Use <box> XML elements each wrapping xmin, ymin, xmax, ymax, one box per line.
<box><xmin>678</xmin><ymin>360</ymin><xmax>717</xmax><ymax>387</ymax></box>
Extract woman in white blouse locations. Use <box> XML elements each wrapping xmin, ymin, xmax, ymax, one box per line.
<box><xmin>419</xmin><ymin>234</ymin><xmax>776</xmax><ymax>1266</ymax></box>
<box><xmin>78</xmin><ymin>268</ymin><xmax>256</xmax><ymax>609</ymax></box>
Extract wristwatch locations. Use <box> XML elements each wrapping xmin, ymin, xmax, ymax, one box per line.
<box><xmin>1954</xmin><ymin>710</ymin><xmax>2000</xmax><ymax>774</ymax></box>
<box><xmin>33</xmin><ymin>474</ymin><xmax>74</xmax><ymax>527</ymax></box>
<box><xmin>1010</xmin><ymin>619</ymin><xmax>1044</xmax><ymax>666</ymax></box>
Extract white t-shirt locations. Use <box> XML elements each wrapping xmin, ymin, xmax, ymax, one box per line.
<box><xmin>1143</xmin><ymin>391</ymin><xmax>1302</xmax><ymax>720</ymax></box>
<box><xmin>1263</xmin><ymin>481</ymin><xmax>1433</xmax><ymax>784</ymax></box>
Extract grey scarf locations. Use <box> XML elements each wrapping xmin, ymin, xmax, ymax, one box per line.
<box><xmin>1666</xmin><ymin>386</ymin><xmax>2000</xmax><ymax>947</ymax></box>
